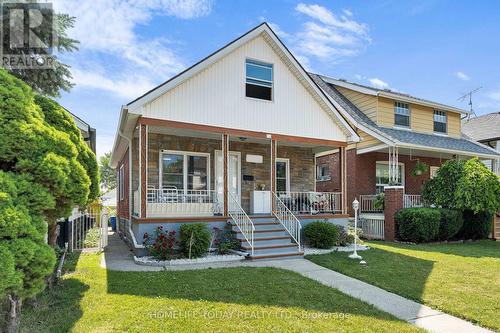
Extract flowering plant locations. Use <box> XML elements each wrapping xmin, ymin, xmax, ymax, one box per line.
<box><xmin>143</xmin><ymin>226</ymin><xmax>177</xmax><ymax>260</ymax></box>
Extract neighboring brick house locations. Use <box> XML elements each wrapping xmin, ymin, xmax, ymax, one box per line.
<box><xmin>312</xmin><ymin>75</ymin><xmax>500</xmax><ymax>219</ymax></box>
<box><xmin>109</xmin><ymin>23</ymin><xmax>361</xmax><ymax>259</ymax></box>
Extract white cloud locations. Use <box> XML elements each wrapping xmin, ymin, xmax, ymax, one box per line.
<box><xmin>275</xmin><ymin>3</ymin><xmax>370</xmax><ymax>64</ymax></box>
<box><xmin>267</xmin><ymin>22</ymin><xmax>291</xmax><ymax>39</ymax></box>
<box><xmin>455</xmin><ymin>71</ymin><xmax>470</xmax><ymax>81</ymax></box>
<box><xmin>52</xmin><ymin>0</ymin><xmax>213</xmax><ymax>98</ymax></box>
<box><xmin>368</xmin><ymin>78</ymin><xmax>389</xmax><ymax>89</ymax></box>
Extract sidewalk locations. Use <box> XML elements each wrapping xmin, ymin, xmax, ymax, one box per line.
<box><xmin>101</xmin><ymin>233</ymin><xmax>491</xmax><ymax>333</ymax></box>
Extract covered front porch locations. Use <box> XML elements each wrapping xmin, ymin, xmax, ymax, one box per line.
<box><xmin>131</xmin><ymin>118</ymin><xmax>349</xmax><ymax>221</ymax></box>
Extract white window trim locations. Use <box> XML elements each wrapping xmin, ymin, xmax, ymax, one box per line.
<box><xmin>394</xmin><ymin>101</ymin><xmax>411</xmax><ymax>128</ymax></box>
<box><xmin>276</xmin><ymin>158</ymin><xmax>290</xmax><ymax>192</ymax></box>
<box><xmin>316</xmin><ymin>164</ymin><xmax>331</xmax><ymax>182</ymax></box>
<box><xmin>376</xmin><ymin>160</ymin><xmax>405</xmax><ymax>190</ymax></box>
<box><xmin>245</xmin><ymin>58</ymin><xmax>274</xmax><ymax>102</ymax></box>
<box><xmin>159</xmin><ymin>150</ymin><xmax>211</xmax><ymax>192</ymax></box>
<box><xmin>433</xmin><ymin>110</ymin><xmax>448</xmax><ymax>134</ymax></box>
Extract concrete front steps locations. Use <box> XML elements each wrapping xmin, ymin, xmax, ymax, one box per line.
<box><xmin>231</xmin><ymin>216</ymin><xmax>303</xmax><ymax>260</ymax></box>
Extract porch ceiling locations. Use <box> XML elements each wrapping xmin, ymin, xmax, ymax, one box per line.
<box><xmin>147</xmin><ymin>125</ymin><xmax>338</xmax><ymax>153</ymax></box>
<box><xmin>361</xmin><ymin>145</ymin><xmax>478</xmax><ymax>160</ymax></box>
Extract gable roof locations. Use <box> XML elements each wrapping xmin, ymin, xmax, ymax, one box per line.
<box><xmin>313</xmin><ymin>74</ymin><xmax>500</xmax><ymax>158</ymax></box>
<box><xmin>319</xmin><ymin>75</ymin><xmax>469</xmax><ymax>115</ymax></box>
<box><xmin>110</xmin><ymin>23</ymin><xmax>360</xmax><ymax>167</ymax></box>
<box><xmin>462</xmin><ymin>112</ymin><xmax>500</xmax><ymax>142</ymax></box>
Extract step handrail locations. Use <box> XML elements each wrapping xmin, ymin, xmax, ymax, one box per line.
<box><xmin>272</xmin><ymin>191</ymin><xmax>302</xmax><ymax>251</ymax></box>
<box><xmin>228</xmin><ymin>192</ymin><xmax>255</xmax><ymax>256</ymax></box>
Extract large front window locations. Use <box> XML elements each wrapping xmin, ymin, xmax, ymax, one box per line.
<box><xmin>246</xmin><ymin>59</ymin><xmax>273</xmax><ymax>101</ymax></box>
<box><xmin>376</xmin><ymin>162</ymin><xmax>403</xmax><ymax>193</ymax></box>
<box><xmin>161</xmin><ymin>151</ymin><xmax>209</xmax><ymax>191</ymax></box>
<box><xmin>394</xmin><ymin>101</ymin><xmax>410</xmax><ymax>127</ymax></box>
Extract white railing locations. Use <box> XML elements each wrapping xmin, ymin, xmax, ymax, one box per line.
<box><xmin>146</xmin><ymin>188</ymin><xmax>222</xmax><ymax>217</ymax></box>
<box><xmin>133</xmin><ymin>190</ymin><xmax>140</xmax><ymax>215</ymax></box>
<box><xmin>360</xmin><ymin>194</ymin><xmax>383</xmax><ymax>212</ymax></box>
<box><xmin>404</xmin><ymin>194</ymin><xmax>423</xmax><ymax>208</ymax></box>
<box><xmin>272</xmin><ymin>192</ymin><xmax>302</xmax><ymax>251</ymax></box>
<box><xmin>276</xmin><ymin>191</ymin><xmax>342</xmax><ymax>215</ymax></box>
<box><xmin>228</xmin><ymin>192</ymin><xmax>255</xmax><ymax>256</ymax></box>
<box><xmin>360</xmin><ymin>216</ymin><xmax>385</xmax><ymax>240</ymax></box>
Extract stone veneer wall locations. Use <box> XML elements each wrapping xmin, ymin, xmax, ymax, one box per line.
<box><xmin>146</xmin><ymin>133</ymin><xmax>315</xmax><ymax>212</ymax></box>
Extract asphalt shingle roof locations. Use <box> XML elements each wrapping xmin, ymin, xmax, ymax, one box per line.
<box><xmin>310</xmin><ymin>73</ymin><xmax>500</xmax><ymax>157</ymax></box>
<box><xmin>462</xmin><ymin>112</ymin><xmax>500</xmax><ymax>142</ymax></box>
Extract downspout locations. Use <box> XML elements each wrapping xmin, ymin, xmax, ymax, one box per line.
<box><xmin>118</xmin><ymin>127</ymin><xmax>145</xmax><ymax>249</ymax></box>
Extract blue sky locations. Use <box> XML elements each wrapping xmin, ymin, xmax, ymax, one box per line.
<box><xmin>52</xmin><ymin>0</ymin><xmax>500</xmax><ymax>157</ymax></box>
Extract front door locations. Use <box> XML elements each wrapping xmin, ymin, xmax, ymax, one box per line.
<box><xmin>215</xmin><ymin>150</ymin><xmax>241</xmax><ymax>212</ymax></box>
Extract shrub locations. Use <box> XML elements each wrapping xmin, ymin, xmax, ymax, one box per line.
<box><xmin>143</xmin><ymin>226</ymin><xmax>177</xmax><ymax>260</ymax></box>
<box><xmin>212</xmin><ymin>226</ymin><xmax>240</xmax><ymax>254</ymax></box>
<box><xmin>303</xmin><ymin>221</ymin><xmax>339</xmax><ymax>249</ymax></box>
<box><xmin>438</xmin><ymin>209</ymin><xmax>463</xmax><ymax>240</ymax></box>
<box><xmin>396</xmin><ymin>208</ymin><xmax>440</xmax><ymax>243</ymax></box>
<box><xmin>335</xmin><ymin>225</ymin><xmax>355</xmax><ymax>246</ymax></box>
<box><xmin>458</xmin><ymin>210</ymin><xmax>493</xmax><ymax>240</ymax></box>
<box><xmin>180</xmin><ymin>223</ymin><xmax>211</xmax><ymax>258</ymax></box>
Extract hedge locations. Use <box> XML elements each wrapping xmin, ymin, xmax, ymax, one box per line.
<box><xmin>396</xmin><ymin>208</ymin><xmax>440</xmax><ymax>243</ymax></box>
<box><xmin>438</xmin><ymin>209</ymin><xmax>463</xmax><ymax>241</ymax></box>
<box><xmin>458</xmin><ymin>210</ymin><xmax>493</xmax><ymax>240</ymax></box>
<box><xmin>303</xmin><ymin>221</ymin><xmax>339</xmax><ymax>249</ymax></box>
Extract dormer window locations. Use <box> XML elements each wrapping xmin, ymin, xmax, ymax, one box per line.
<box><xmin>394</xmin><ymin>102</ymin><xmax>410</xmax><ymax>127</ymax></box>
<box><xmin>246</xmin><ymin>59</ymin><xmax>273</xmax><ymax>101</ymax></box>
<box><xmin>434</xmin><ymin>110</ymin><xmax>447</xmax><ymax>133</ymax></box>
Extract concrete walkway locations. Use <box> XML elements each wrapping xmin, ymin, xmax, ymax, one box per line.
<box><xmin>101</xmin><ymin>233</ymin><xmax>491</xmax><ymax>333</ymax></box>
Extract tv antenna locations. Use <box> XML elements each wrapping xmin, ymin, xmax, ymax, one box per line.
<box><xmin>458</xmin><ymin>87</ymin><xmax>481</xmax><ymax>119</ymax></box>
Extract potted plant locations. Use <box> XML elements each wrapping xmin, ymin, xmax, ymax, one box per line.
<box><xmin>411</xmin><ymin>160</ymin><xmax>429</xmax><ymax>177</ymax></box>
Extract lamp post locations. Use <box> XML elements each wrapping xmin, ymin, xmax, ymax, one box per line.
<box><xmin>349</xmin><ymin>198</ymin><xmax>362</xmax><ymax>260</ymax></box>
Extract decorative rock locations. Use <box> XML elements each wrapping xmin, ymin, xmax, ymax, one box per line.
<box><xmin>134</xmin><ymin>254</ymin><xmax>245</xmax><ymax>267</ymax></box>
<box><xmin>304</xmin><ymin>245</ymin><xmax>369</xmax><ymax>255</ymax></box>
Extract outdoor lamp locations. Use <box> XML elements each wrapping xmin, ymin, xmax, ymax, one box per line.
<box><xmin>349</xmin><ymin>198</ymin><xmax>362</xmax><ymax>260</ymax></box>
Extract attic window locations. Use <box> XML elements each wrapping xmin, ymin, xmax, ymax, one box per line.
<box><xmin>246</xmin><ymin>59</ymin><xmax>273</xmax><ymax>101</ymax></box>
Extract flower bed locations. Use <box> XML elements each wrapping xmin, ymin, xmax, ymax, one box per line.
<box><xmin>134</xmin><ymin>253</ymin><xmax>245</xmax><ymax>267</ymax></box>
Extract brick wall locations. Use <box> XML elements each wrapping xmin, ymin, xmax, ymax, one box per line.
<box><xmin>146</xmin><ymin>133</ymin><xmax>315</xmax><ymax>212</ymax></box>
<box><xmin>384</xmin><ymin>186</ymin><xmax>404</xmax><ymax>241</ymax></box>
<box><xmin>117</xmin><ymin>148</ymin><xmax>129</xmax><ymax>219</ymax></box>
<box><xmin>317</xmin><ymin>150</ymin><xmax>447</xmax><ymax>215</ymax></box>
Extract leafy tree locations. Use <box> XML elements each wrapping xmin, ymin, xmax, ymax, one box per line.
<box><xmin>99</xmin><ymin>152</ymin><xmax>117</xmax><ymax>191</ymax></box>
<box><xmin>0</xmin><ymin>69</ymin><xmax>98</xmax><ymax>246</ymax></box>
<box><xmin>423</xmin><ymin>158</ymin><xmax>500</xmax><ymax>213</ymax></box>
<box><xmin>0</xmin><ymin>171</ymin><xmax>56</xmax><ymax>332</ymax></box>
<box><xmin>1</xmin><ymin>6</ymin><xmax>79</xmax><ymax>97</ymax></box>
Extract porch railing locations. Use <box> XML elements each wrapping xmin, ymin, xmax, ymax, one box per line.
<box><xmin>360</xmin><ymin>195</ymin><xmax>383</xmax><ymax>213</ymax></box>
<box><xmin>360</xmin><ymin>216</ymin><xmax>385</xmax><ymax>240</ymax></box>
<box><xmin>146</xmin><ymin>188</ymin><xmax>222</xmax><ymax>217</ymax></box>
<box><xmin>404</xmin><ymin>194</ymin><xmax>423</xmax><ymax>208</ymax></box>
<box><xmin>228</xmin><ymin>192</ymin><xmax>254</xmax><ymax>256</ymax></box>
<box><xmin>272</xmin><ymin>192</ymin><xmax>302</xmax><ymax>251</ymax></box>
<box><xmin>276</xmin><ymin>191</ymin><xmax>342</xmax><ymax>215</ymax></box>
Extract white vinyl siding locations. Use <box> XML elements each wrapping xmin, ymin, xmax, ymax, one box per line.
<box><xmin>143</xmin><ymin>35</ymin><xmax>347</xmax><ymax>142</ymax></box>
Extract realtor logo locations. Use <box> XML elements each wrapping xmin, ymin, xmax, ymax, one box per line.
<box><xmin>1</xmin><ymin>1</ymin><xmax>56</xmax><ymax>69</ymax></box>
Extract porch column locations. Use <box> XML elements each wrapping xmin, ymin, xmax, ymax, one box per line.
<box><xmin>222</xmin><ymin>134</ymin><xmax>229</xmax><ymax>216</ymax></box>
<box><xmin>384</xmin><ymin>186</ymin><xmax>404</xmax><ymax>241</ymax></box>
<box><xmin>339</xmin><ymin>146</ymin><xmax>347</xmax><ymax>215</ymax></box>
<box><xmin>388</xmin><ymin>146</ymin><xmax>399</xmax><ymax>185</ymax></box>
<box><xmin>270</xmin><ymin>139</ymin><xmax>277</xmax><ymax>211</ymax></box>
<box><xmin>139</xmin><ymin>124</ymin><xmax>147</xmax><ymax>218</ymax></box>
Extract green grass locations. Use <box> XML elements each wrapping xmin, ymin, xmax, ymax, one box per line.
<box><xmin>307</xmin><ymin>240</ymin><xmax>500</xmax><ymax>331</ymax></box>
<box><xmin>19</xmin><ymin>253</ymin><xmax>421</xmax><ymax>333</ymax></box>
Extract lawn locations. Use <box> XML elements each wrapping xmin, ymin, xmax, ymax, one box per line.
<box><xmin>19</xmin><ymin>253</ymin><xmax>421</xmax><ymax>333</ymax></box>
<box><xmin>307</xmin><ymin>240</ymin><xmax>500</xmax><ymax>331</ymax></box>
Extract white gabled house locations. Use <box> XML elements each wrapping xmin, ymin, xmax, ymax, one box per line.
<box><xmin>109</xmin><ymin>23</ymin><xmax>360</xmax><ymax>259</ymax></box>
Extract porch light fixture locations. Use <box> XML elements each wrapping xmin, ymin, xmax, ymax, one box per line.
<box><xmin>349</xmin><ymin>198</ymin><xmax>362</xmax><ymax>260</ymax></box>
